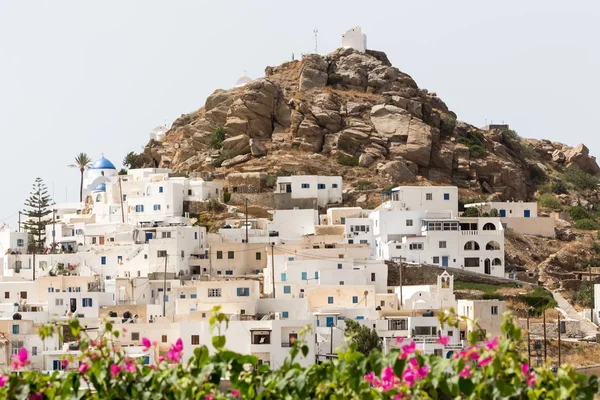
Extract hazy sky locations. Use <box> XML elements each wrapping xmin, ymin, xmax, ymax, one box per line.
<box><xmin>1</xmin><ymin>1</ymin><xmax>599</xmax><ymax>227</ymax></box>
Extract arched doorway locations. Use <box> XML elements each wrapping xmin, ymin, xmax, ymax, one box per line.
<box><xmin>483</xmin><ymin>223</ymin><xmax>496</xmax><ymax>231</ymax></box>
<box><xmin>484</xmin><ymin>259</ymin><xmax>491</xmax><ymax>275</ymax></box>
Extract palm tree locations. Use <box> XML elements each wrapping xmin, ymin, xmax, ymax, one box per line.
<box><xmin>68</xmin><ymin>153</ymin><xmax>92</xmax><ymax>202</ymax></box>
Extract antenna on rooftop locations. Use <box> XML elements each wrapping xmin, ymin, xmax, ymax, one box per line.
<box><xmin>313</xmin><ymin>28</ymin><xmax>319</xmax><ymax>54</ymax></box>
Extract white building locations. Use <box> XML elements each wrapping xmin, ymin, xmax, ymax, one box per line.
<box><xmin>275</xmin><ymin>176</ymin><xmax>342</xmax><ymax>208</ymax></box>
<box><xmin>341</xmin><ymin>26</ymin><xmax>367</xmax><ymax>53</ymax></box>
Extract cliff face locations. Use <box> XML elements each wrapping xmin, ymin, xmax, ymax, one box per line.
<box><xmin>138</xmin><ymin>47</ymin><xmax>600</xmax><ymax>201</ymax></box>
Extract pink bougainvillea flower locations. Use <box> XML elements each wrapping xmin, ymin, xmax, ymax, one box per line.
<box><xmin>231</xmin><ymin>389</ymin><xmax>241</xmax><ymax>397</ymax></box>
<box><xmin>205</xmin><ymin>395</ymin><xmax>213</xmax><ymax>400</ymax></box>
<box><xmin>61</xmin><ymin>359</ymin><xmax>69</xmax><ymax>369</ymax></box>
<box><xmin>521</xmin><ymin>363</ymin><xmax>529</xmax><ymax>375</ymax></box>
<box><xmin>78</xmin><ymin>363</ymin><xmax>89</xmax><ymax>374</ymax></box>
<box><xmin>399</xmin><ymin>340</ymin><xmax>416</xmax><ymax>359</ymax></box>
<box><xmin>459</xmin><ymin>366</ymin><xmax>472</xmax><ymax>378</ymax></box>
<box><xmin>526</xmin><ymin>372</ymin><xmax>537</xmax><ymax>387</ymax></box>
<box><xmin>478</xmin><ymin>356</ymin><xmax>493</xmax><ymax>367</ymax></box>
<box><xmin>485</xmin><ymin>336</ymin><xmax>499</xmax><ymax>352</ymax></box>
<box><xmin>416</xmin><ymin>365</ymin><xmax>429</xmax><ymax>379</ymax></box>
<box><xmin>19</xmin><ymin>348</ymin><xmax>28</xmax><ymax>364</ymax></box>
<box><xmin>437</xmin><ymin>335</ymin><xmax>450</xmax><ymax>346</ymax></box>
<box><xmin>364</xmin><ymin>371</ymin><xmax>376</xmax><ymax>383</ymax></box>
<box><xmin>29</xmin><ymin>393</ymin><xmax>43</xmax><ymax>400</ymax></box>
<box><xmin>380</xmin><ymin>365</ymin><xmax>397</xmax><ymax>391</ymax></box>
<box><xmin>110</xmin><ymin>364</ymin><xmax>121</xmax><ymax>377</ymax></box>
<box><xmin>395</xmin><ymin>336</ymin><xmax>406</xmax><ymax>345</ymax></box>
<box><xmin>142</xmin><ymin>337</ymin><xmax>152</xmax><ymax>350</ymax></box>
<box><xmin>168</xmin><ymin>338</ymin><xmax>184</xmax><ymax>362</ymax></box>
<box><xmin>402</xmin><ymin>368</ymin><xmax>416</xmax><ymax>388</ymax></box>
<box><xmin>0</xmin><ymin>375</ymin><xmax>8</xmax><ymax>387</ymax></box>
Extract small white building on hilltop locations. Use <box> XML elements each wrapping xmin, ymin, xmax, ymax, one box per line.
<box><xmin>342</xmin><ymin>26</ymin><xmax>367</xmax><ymax>53</ymax></box>
<box><xmin>275</xmin><ymin>176</ymin><xmax>342</xmax><ymax>208</ymax></box>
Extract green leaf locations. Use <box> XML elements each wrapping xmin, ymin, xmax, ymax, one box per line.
<box><xmin>212</xmin><ymin>335</ymin><xmax>226</xmax><ymax>350</ymax></box>
<box><xmin>459</xmin><ymin>377</ymin><xmax>474</xmax><ymax>396</ymax></box>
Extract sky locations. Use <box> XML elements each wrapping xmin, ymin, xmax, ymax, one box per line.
<box><xmin>1</xmin><ymin>1</ymin><xmax>599</xmax><ymax>227</ymax></box>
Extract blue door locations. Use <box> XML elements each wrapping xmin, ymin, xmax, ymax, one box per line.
<box><xmin>442</xmin><ymin>256</ymin><xmax>449</xmax><ymax>267</ymax></box>
<box><xmin>326</xmin><ymin>316</ymin><xmax>334</xmax><ymax>327</ymax></box>
<box><xmin>145</xmin><ymin>232</ymin><xmax>153</xmax><ymax>242</ymax></box>
<box><xmin>524</xmin><ymin>210</ymin><xmax>531</xmax><ymax>218</ymax></box>
<box><xmin>499</xmin><ymin>209</ymin><xmax>506</xmax><ymax>217</ymax></box>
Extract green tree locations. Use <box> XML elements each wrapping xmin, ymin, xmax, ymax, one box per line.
<box><xmin>22</xmin><ymin>178</ymin><xmax>53</xmax><ymax>253</ymax></box>
<box><xmin>123</xmin><ymin>151</ymin><xmax>141</xmax><ymax>169</ymax></box>
<box><xmin>210</xmin><ymin>126</ymin><xmax>226</xmax><ymax>149</ymax></box>
<box><xmin>68</xmin><ymin>152</ymin><xmax>92</xmax><ymax>202</ymax></box>
<box><xmin>344</xmin><ymin>319</ymin><xmax>382</xmax><ymax>356</ymax></box>
<box><xmin>463</xmin><ymin>207</ymin><xmax>480</xmax><ymax>217</ymax></box>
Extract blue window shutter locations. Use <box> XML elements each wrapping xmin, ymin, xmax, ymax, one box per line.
<box><xmin>444</xmin><ymin>193</ymin><xmax>450</xmax><ymax>200</ymax></box>
<box><xmin>315</xmin><ymin>271</ymin><xmax>319</xmax><ymax>279</ymax></box>
<box><xmin>281</xmin><ymin>273</ymin><xmax>287</xmax><ymax>282</ymax></box>
<box><xmin>282</xmin><ymin>311</ymin><xmax>289</xmax><ymax>319</ymax></box>
<box><xmin>356</xmin><ymin>316</ymin><xmax>364</xmax><ymax>320</ymax></box>
<box><xmin>284</xmin><ymin>286</ymin><xmax>291</xmax><ymax>294</ymax></box>
<box><xmin>237</xmin><ymin>288</ymin><xmax>241</xmax><ymax>296</ymax></box>
<box><xmin>352</xmin><ymin>296</ymin><xmax>358</xmax><ymax>304</ymax></box>
<box><xmin>301</xmin><ymin>272</ymin><xmax>307</xmax><ymax>280</ymax></box>
<box><xmin>328</xmin><ymin>296</ymin><xmax>334</xmax><ymax>304</ymax></box>
<box><xmin>82</xmin><ymin>298</ymin><xmax>86</xmax><ymax>307</ymax></box>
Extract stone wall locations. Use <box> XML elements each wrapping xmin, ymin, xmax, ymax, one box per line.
<box><xmin>389</xmin><ymin>262</ymin><xmax>521</xmax><ymax>286</ymax></box>
<box><xmin>229</xmin><ymin>192</ymin><xmax>275</xmax><ymax>209</ymax></box>
<box><xmin>517</xmin><ymin>318</ymin><xmax>584</xmax><ymax>339</ymax></box>
<box><xmin>273</xmin><ymin>193</ymin><xmax>318</xmax><ymax>210</ymax></box>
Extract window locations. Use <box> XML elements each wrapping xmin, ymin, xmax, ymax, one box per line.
<box><xmin>32</xmin><ymin>346</ymin><xmax>37</xmax><ymax>356</ymax></box>
<box><xmin>439</xmin><ymin>241</ymin><xmax>447</xmax><ymax>248</ymax></box>
<box><xmin>426</xmin><ymin>193</ymin><xmax>433</xmax><ymax>200</ymax></box>
<box><xmin>16</xmin><ymin>239</ymin><xmax>24</xmax><ymax>247</ymax></box>
<box><xmin>409</xmin><ymin>243</ymin><xmax>424</xmax><ymax>250</ymax></box>
<box><xmin>328</xmin><ymin>296</ymin><xmax>334</xmax><ymax>304</ymax></box>
<box><xmin>348</xmin><ymin>239</ymin><xmax>353</xmax><ymax>244</ymax></box>
<box><xmin>491</xmin><ymin>306</ymin><xmax>498</xmax><ymax>315</ymax></box>
<box><xmin>281</xmin><ymin>273</ymin><xmax>287</xmax><ymax>282</ymax></box>
<box><xmin>82</xmin><ymin>298</ymin><xmax>93</xmax><ymax>307</ymax></box>
<box><xmin>237</xmin><ymin>288</ymin><xmax>250</xmax><ymax>297</ymax></box>
<box><xmin>340</xmin><ymin>281</ymin><xmax>344</xmax><ymax>285</ymax></box>
<box><xmin>337</xmin><ymin>264</ymin><xmax>342</xmax><ymax>269</ymax></box>
<box><xmin>225</xmin><ymin>270</ymin><xmax>233</xmax><ymax>276</ymax></box>
<box><xmin>301</xmin><ymin>272</ymin><xmax>307</xmax><ymax>280</ymax></box>
<box><xmin>433</xmin><ymin>256</ymin><xmax>440</xmax><ymax>264</ymax></box>
<box><xmin>162</xmin><ymin>335</ymin><xmax>168</xmax><ymax>343</ymax></box>
<box><xmin>371</xmin><ymin>272</ymin><xmax>376</xmax><ymax>281</ymax></box>
<box><xmin>153</xmin><ymin>204</ymin><xmax>161</xmax><ymax>211</ymax></box>
<box><xmin>12</xmin><ymin>324</ymin><xmax>19</xmax><ymax>334</ymax></box>
<box><xmin>161</xmin><ymin>231</ymin><xmax>171</xmax><ymax>239</ymax></box>
<box><xmin>157</xmin><ymin>250</ymin><xmax>167</xmax><ymax>258</ymax></box>
<box><xmin>132</xmin><ymin>332</ymin><xmax>140</xmax><ymax>341</ymax></box>
<box><xmin>352</xmin><ymin>296</ymin><xmax>358</xmax><ymax>304</ymax></box>
<box><xmin>406</xmin><ymin>219</ymin><xmax>413</xmax><ymax>227</ymax></box>
<box><xmin>216</xmin><ymin>251</ymin><xmax>223</xmax><ymax>259</ymax></box>
<box><xmin>194</xmin><ymin>232</ymin><xmax>198</xmax><ymax>240</ymax></box>
<box><xmin>228</xmin><ymin>251</ymin><xmax>235</xmax><ymax>259</ymax></box>
<box><xmin>256</xmin><ymin>252</ymin><xmax>261</xmax><ymax>261</ymax></box>
<box><xmin>444</xmin><ymin>193</ymin><xmax>450</xmax><ymax>200</ymax></box>
<box><xmin>314</xmin><ymin>271</ymin><xmax>319</xmax><ymax>280</ymax></box>
<box><xmin>4</xmin><ymin>292</ymin><xmax>8</xmax><ymax>299</ymax></box>
<box><xmin>332</xmin><ymin>183</ymin><xmax>338</xmax><ymax>188</ymax></box>
<box><xmin>288</xmin><ymin>257</ymin><xmax>294</xmax><ymax>262</ymax></box>
<box><xmin>55</xmin><ymin>298</ymin><xmax>63</xmax><ymax>306</ymax></box>
<box><xmin>389</xmin><ymin>319</ymin><xmax>408</xmax><ymax>330</ymax></box>
<box><xmin>301</xmin><ymin>183</ymin><xmax>310</xmax><ymax>189</ymax></box>
<box><xmin>101</xmin><ymin>256</ymin><xmax>106</xmax><ymax>265</ymax></box>
<box><xmin>464</xmin><ymin>257</ymin><xmax>480</xmax><ymax>267</ymax></box>
<box><xmin>191</xmin><ymin>335</ymin><xmax>200</xmax><ymax>345</ymax></box>
<box><xmin>208</xmin><ymin>288</ymin><xmax>222</xmax><ymax>297</ymax></box>
<box><xmin>283</xmin><ymin>286</ymin><xmax>291</xmax><ymax>294</ymax></box>
<box><xmin>159</xmin><ymin>186</ymin><xmax>164</xmax><ymax>193</ymax></box>
<box><xmin>282</xmin><ymin>311</ymin><xmax>289</xmax><ymax>319</ymax></box>
<box><xmin>317</xmin><ymin>183</ymin><xmax>326</xmax><ymax>189</ymax></box>
<box><xmin>188</xmin><ymin>189</ymin><xmax>193</xmax><ymax>195</ymax></box>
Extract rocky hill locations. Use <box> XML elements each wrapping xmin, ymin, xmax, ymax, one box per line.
<box><xmin>138</xmin><ymin>47</ymin><xmax>600</xmax><ymax>202</ymax></box>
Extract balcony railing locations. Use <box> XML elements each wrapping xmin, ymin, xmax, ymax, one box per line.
<box><xmin>281</xmin><ymin>342</ymin><xmax>292</xmax><ymax>348</ymax></box>
<box><xmin>461</xmin><ymin>230</ymin><xmax>502</xmax><ymax>236</ymax></box>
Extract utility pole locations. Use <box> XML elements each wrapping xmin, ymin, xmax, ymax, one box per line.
<box><xmin>313</xmin><ymin>28</ymin><xmax>319</xmax><ymax>54</ymax></box>
<box><xmin>271</xmin><ymin>243</ymin><xmax>276</xmax><ymax>298</ymax></box>
<box><xmin>52</xmin><ymin>209</ymin><xmax>56</xmax><ymax>253</ymax></box>
<box><xmin>329</xmin><ymin>324</ymin><xmax>333</xmax><ymax>359</ymax></box>
<box><xmin>163</xmin><ymin>255</ymin><xmax>168</xmax><ymax>317</ymax></box>
<box><xmin>118</xmin><ymin>177</ymin><xmax>125</xmax><ymax>224</ymax></box>
<box><xmin>399</xmin><ymin>261</ymin><xmax>403</xmax><ymax>309</ymax></box>
<box><xmin>589</xmin><ymin>266</ymin><xmax>594</xmax><ymax>323</ymax></box>
<box><xmin>527</xmin><ymin>309</ymin><xmax>531</xmax><ymax>366</ymax></box>
<box><xmin>543</xmin><ymin>309</ymin><xmax>547</xmax><ymax>364</ymax></box>
<box><xmin>558</xmin><ymin>314</ymin><xmax>562</xmax><ymax>366</ymax></box>
<box><xmin>18</xmin><ymin>211</ymin><xmax>21</xmax><ymax>232</ymax></box>
<box><xmin>245</xmin><ymin>198</ymin><xmax>249</xmax><ymax>244</ymax></box>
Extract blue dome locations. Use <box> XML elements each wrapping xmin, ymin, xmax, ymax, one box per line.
<box><xmin>92</xmin><ymin>183</ymin><xmax>106</xmax><ymax>192</ymax></box>
<box><xmin>91</xmin><ymin>157</ymin><xmax>116</xmax><ymax>170</ymax></box>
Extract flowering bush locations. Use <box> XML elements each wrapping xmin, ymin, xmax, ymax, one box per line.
<box><xmin>0</xmin><ymin>307</ymin><xmax>598</xmax><ymax>399</ymax></box>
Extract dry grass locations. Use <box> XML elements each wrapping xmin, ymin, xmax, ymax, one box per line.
<box><xmin>323</xmin><ymin>86</ymin><xmax>384</xmax><ymax>102</ymax></box>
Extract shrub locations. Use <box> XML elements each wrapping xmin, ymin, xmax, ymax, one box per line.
<box><xmin>505</xmin><ymin>129</ymin><xmax>519</xmax><ymax>140</ymax></box>
<box><xmin>463</xmin><ymin>207</ymin><xmax>480</xmax><ymax>217</ymax></box>
<box><xmin>592</xmin><ymin>241</ymin><xmax>600</xmax><ymax>254</ymax></box>
<box><xmin>1</xmin><ymin>308</ymin><xmax>596</xmax><ymax>399</ymax></box>
<box><xmin>337</xmin><ymin>155</ymin><xmax>359</xmax><ymax>167</ymax></box>
<box><xmin>382</xmin><ymin>185</ymin><xmax>395</xmax><ymax>193</ymax></box>
<box><xmin>520</xmin><ymin>142</ymin><xmax>536</xmax><ymax>159</ymax></box>
<box><xmin>223</xmin><ymin>191</ymin><xmax>231</xmax><ymax>203</ymax></box>
<box><xmin>551</xmin><ymin>180</ymin><xmax>568</xmax><ymax>194</ymax></box>
<box><xmin>356</xmin><ymin>181</ymin><xmax>375</xmax><ymax>191</ymax></box>
<box><xmin>573</xmin><ymin>218</ymin><xmax>600</xmax><ymax>230</ymax></box>
<box><xmin>568</xmin><ymin>206</ymin><xmax>591</xmax><ymax>221</ymax></box>
<box><xmin>563</xmin><ymin>166</ymin><xmax>599</xmax><ymax>191</ymax></box>
<box><xmin>529</xmin><ymin>164</ymin><xmax>546</xmax><ymax>184</ymax></box>
<box><xmin>458</xmin><ymin>132</ymin><xmax>487</xmax><ymax>158</ymax></box>
<box><xmin>440</xmin><ymin>114</ymin><xmax>456</xmax><ymax>136</ymax></box>
<box><xmin>209</xmin><ymin>126</ymin><xmax>226</xmax><ymax>149</ymax></box>
<box><xmin>212</xmin><ymin>150</ymin><xmax>232</xmax><ymax>168</ymax></box>
<box><xmin>265</xmin><ymin>175</ymin><xmax>278</xmax><ymax>188</ymax></box>
<box><xmin>576</xmin><ymin>281</ymin><xmax>593</xmax><ymax>308</ymax></box>
<box><xmin>206</xmin><ymin>198</ymin><xmax>225</xmax><ymax>213</ymax></box>
<box><xmin>537</xmin><ymin>193</ymin><xmax>562</xmax><ymax>209</ymax></box>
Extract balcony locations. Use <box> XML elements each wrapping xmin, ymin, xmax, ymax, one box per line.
<box><xmin>281</xmin><ymin>342</ymin><xmax>293</xmax><ymax>348</ymax></box>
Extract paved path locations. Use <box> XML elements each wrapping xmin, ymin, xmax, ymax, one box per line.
<box><xmin>552</xmin><ymin>290</ymin><xmax>598</xmax><ymax>338</ymax></box>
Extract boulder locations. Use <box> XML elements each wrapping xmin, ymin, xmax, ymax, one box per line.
<box><xmin>221</xmin><ymin>135</ymin><xmax>250</xmax><ymax>157</ymax></box>
<box><xmin>404</xmin><ymin>122</ymin><xmax>434</xmax><ymax>167</ymax></box>
<box><xmin>565</xmin><ymin>144</ymin><xmax>600</xmax><ymax>176</ymax></box>
<box><xmin>370</xmin><ymin>105</ymin><xmax>411</xmax><ymax>141</ymax></box>
<box><xmin>337</xmin><ymin>129</ymin><xmax>370</xmax><ymax>155</ymax></box>
<box><xmin>552</xmin><ymin>150</ymin><xmax>566</xmax><ymax>163</ymax></box>
<box><xmin>359</xmin><ymin>153</ymin><xmax>376</xmax><ymax>168</ymax></box>
<box><xmin>299</xmin><ymin>54</ymin><xmax>328</xmax><ymax>91</ymax></box>
<box><xmin>377</xmin><ymin>161</ymin><xmax>416</xmax><ymax>183</ymax></box>
<box><xmin>249</xmin><ymin>139</ymin><xmax>267</xmax><ymax>157</ymax></box>
<box><xmin>221</xmin><ymin>154</ymin><xmax>252</xmax><ymax>168</ymax></box>
<box><xmin>294</xmin><ymin>117</ymin><xmax>325</xmax><ymax>152</ymax></box>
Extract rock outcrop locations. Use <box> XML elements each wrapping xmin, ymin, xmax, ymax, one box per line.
<box><xmin>138</xmin><ymin>47</ymin><xmax>599</xmax><ymax>202</ymax></box>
